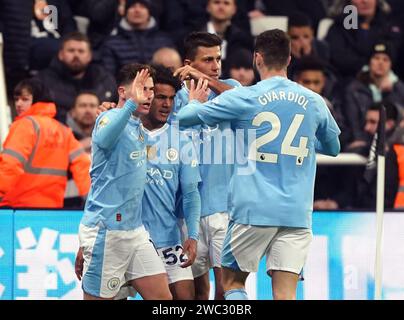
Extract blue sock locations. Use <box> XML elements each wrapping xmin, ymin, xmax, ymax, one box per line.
<box><xmin>224</xmin><ymin>288</ymin><xmax>248</xmax><ymax>300</ymax></box>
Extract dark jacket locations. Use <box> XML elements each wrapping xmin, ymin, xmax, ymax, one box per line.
<box><xmin>199</xmin><ymin>22</ymin><xmax>254</xmax><ymax>78</ymax></box>
<box><xmin>36</xmin><ymin>58</ymin><xmax>117</xmax><ymax>123</ymax></box>
<box><xmin>325</xmin><ymin>9</ymin><xmax>402</xmax><ymax>81</ymax></box>
<box><xmin>0</xmin><ymin>0</ymin><xmax>32</xmax><ymax>95</ymax></box>
<box><xmin>101</xmin><ymin>19</ymin><xmax>174</xmax><ymax>76</ymax></box>
<box><xmin>343</xmin><ymin>72</ymin><xmax>404</xmax><ymax>142</ymax></box>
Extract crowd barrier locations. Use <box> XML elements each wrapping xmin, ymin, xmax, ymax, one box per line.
<box><xmin>1</xmin><ymin>209</ymin><xmax>404</xmax><ymax>300</ymax></box>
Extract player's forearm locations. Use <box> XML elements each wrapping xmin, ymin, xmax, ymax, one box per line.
<box><xmin>182</xmin><ymin>183</ymin><xmax>201</xmax><ymax>241</ymax></box>
<box><xmin>206</xmin><ymin>77</ymin><xmax>234</xmax><ymax>95</ymax></box>
<box><xmin>93</xmin><ymin>99</ymin><xmax>138</xmax><ymax>149</ymax></box>
<box><xmin>315</xmin><ymin>136</ymin><xmax>340</xmax><ymax>157</ymax></box>
<box><xmin>176</xmin><ymin>100</ymin><xmax>205</xmax><ymax>127</ymax></box>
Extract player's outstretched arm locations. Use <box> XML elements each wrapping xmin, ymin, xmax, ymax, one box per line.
<box><xmin>174</xmin><ymin>65</ymin><xmax>234</xmax><ymax>95</ymax></box>
<box><xmin>180</xmin><ymin>182</ymin><xmax>201</xmax><ymax>268</ymax></box>
<box><xmin>93</xmin><ymin>69</ymin><xmax>150</xmax><ymax>149</ymax></box>
<box><xmin>315</xmin><ymin>136</ymin><xmax>341</xmax><ymax>157</ymax></box>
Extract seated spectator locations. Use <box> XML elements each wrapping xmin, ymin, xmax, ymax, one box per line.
<box><xmin>0</xmin><ymin>79</ymin><xmax>91</xmax><ymax>208</ymax></box>
<box><xmin>200</xmin><ymin>0</ymin><xmax>254</xmax><ymax>77</ymax></box>
<box><xmin>152</xmin><ymin>47</ymin><xmax>183</xmax><ymax>72</ymax></box>
<box><xmin>66</xmin><ymin>91</ymin><xmax>99</xmax><ymax>153</ymax></box>
<box><xmin>30</xmin><ymin>0</ymin><xmax>77</xmax><ymax>71</ymax></box>
<box><xmin>101</xmin><ymin>0</ymin><xmax>174</xmax><ymax>76</ymax></box>
<box><xmin>326</xmin><ymin>0</ymin><xmax>401</xmax><ymax>82</ymax></box>
<box><xmin>227</xmin><ymin>49</ymin><xmax>257</xmax><ymax>86</ymax></box>
<box><xmin>293</xmin><ymin>56</ymin><xmax>349</xmax><ymax>148</ymax></box>
<box><xmin>64</xmin><ymin>91</ymin><xmax>99</xmax><ymax>209</ymax></box>
<box><xmin>287</xmin><ymin>12</ymin><xmax>330</xmax><ymax>79</ymax></box>
<box><xmin>344</xmin><ymin>42</ymin><xmax>404</xmax><ymax>145</ymax></box>
<box><xmin>35</xmin><ymin>32</ymin><xmax>117</xmax><ymax>124</ymax></box>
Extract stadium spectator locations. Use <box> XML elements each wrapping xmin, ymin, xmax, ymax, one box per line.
<box><xmin>67</xmin><ymin>0</ymin><xmax>121</xmax><ymax>58</ymax></box>
<box><xmin>391</xmin><ymin>126</ymin><xmax>404</xmax><ymax>209</ymax></box>
<box><xmin>152</xmin><ymin>47</ymin><xmax>183</xmax><ymax>72</ymax></box>
<box><xmin>293</xmin><ymin>56</ymin><xmax>349</xmax><ymax>148</ymax></box>
<box><xmin>326</xmin><ymin>0</ymin><xmax>402</xmax><ymax>82</ymax></box>
<box><xmin>199</xmin><ymin>0</ymin><xmax>254</xmax><ymax>77</ymax></box>
<box><xmin>35</xmin><ymin>32</ymin><xmax>117</xmax><ymax>124</ymax></box>
<box><xmin>344</xmin><ymin>42</ymin><xmax>404</xmax><ymax>146</ymax></box>
<box><xmin>64</xmin><ymin>91</ymin><xmax>99</xmax><ymax>209</ymax></box>
<box><xmin>160</xmin><ymin>0</ymin><xmax>208</xmax><ymax>50</ymax></box>
<box><xmin>287</xmin><ymin>12</ymin><xmax>330</xmax><ymax>79</ymax></box>
<box><xmin>0</xmin><ymin>79</ymin><xmax>91</xmax><ymax>208</ymax></box>
<box><xmin>101</xmin><ymin>0</ymin><xmax>174</xmax><ymax>76</ymax></box>
<box><xmin>227</xmin><ymin>48</ymin><xmax>257</xmax><ymax>86</ymax></box>
<box><xmin>0</xmin><ymin>0</ymin><xmax>32</xmax><ymax>99</ymax></box>
<box><xmin>349</xmin><ymin>103</ymin><xmax>400</xmax><ymax>209</ymax></box>
<box><xmin>30</xmin><ymin>0</ymin><xmax>77</xmax><ymax>71</ymax></box>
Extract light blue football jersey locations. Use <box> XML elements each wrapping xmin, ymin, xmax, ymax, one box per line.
<box><xmin>141</xmin><ymin>123</ymin><xmax>201</xmax><ymax>248</ymax></box>
<box><xmin>170</xmin><ymin>79</ymin><xmax>240</xmax><ymax>217</ymax></box>
<box><xmin>178</xmin><ymin>76</ymin><xmax>341</xmax><ymax>228</ymax></box>
<box><xmin>81</xmin><ymin>102</ymin><xmax>147</xmax><ymax>230</ymax></box>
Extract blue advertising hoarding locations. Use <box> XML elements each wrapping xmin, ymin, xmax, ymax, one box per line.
<box><xmin>0</xmin><ymin>210</ymin><xmax>13</xmax><ymax>300</ymax></box>
<box><xmin>1</xmin><ymin>210</ymin><xmax>404</xmax><ymax>300</ymax></box>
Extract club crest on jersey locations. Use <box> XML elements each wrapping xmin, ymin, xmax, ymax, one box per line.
<box><xmin>191</xmin><ymin>159</ymin><xmax>198</xmax><ymax>167</ymax></box>
<box><xmin>166</xmin><ymin>148</ymin><xmax>178</xmax><ymax>161</ymax></box>
<box><xmin>107</xmin><ymin>277</ymin><xmax>120</xmax><ymax>291</ymax></box>
<box><xmin>98</xmin><ymin>116</ymin><xmax>109</xmax><ymax>129</ymax></box>
<box><xmin>147</xmin><ymin>145</ymin><xmax>157</xmax><ymax>160</ymax></box>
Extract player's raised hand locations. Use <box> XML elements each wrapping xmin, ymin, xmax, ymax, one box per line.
<box><xmin>130</xmin><ymin>68</ymin><xmax>150</xmax><ymax>105</ymax></box>
<box><xmin>189</xmin><ymin>78</ymin><xmax>210</xmax><ymax>103</ymax></box>
<box><xmin>75</xmin><ymin>247</ymin><xmax>84</xmax><ymax>281</ymax></box>
<box><xmin>180</xmin><ymin>238</ymin><xmax>197</xmax><ymax>268</ymax></box>
<box><xmin>96</xmin><ymin>101</ymin><xmax>117</xmax><ymax>116</ymax></box>
<box><xmin>174</xmin><ymin>65</ymin><xmax>206</xmax><ymax>82</ymax></box>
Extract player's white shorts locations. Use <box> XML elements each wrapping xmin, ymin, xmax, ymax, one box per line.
<box><xmin>157</xmin><ymin>244</ymin><xmax>194</xmax><ymax>284</ymax></box>
<box><xmin>192</xmin><ymin>212</ymin><xmax>229</xmax><ymax>278</ymax></box>
<box><xmin>113</xmin><ymin>243</ymin><xmax>194</xmax><ymax>300</ymax></box>
<box><xmin>221</xmin><ymin>220</ymin><xmax>312</xmax><ymax>275</ymax></box>
<box><xmin>79</xmin><ymin>223</ymin><xmax>166</xmax><ymax>299</ymax></box>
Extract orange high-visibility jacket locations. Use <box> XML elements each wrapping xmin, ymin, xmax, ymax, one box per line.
<box><xmin>0</xmin><ymin>102</ymin><xmax>91</xmax><ymax>208</ymax></box>
<box><xmin>394</xmin><ymin>144</ymin><xmax>404</xmax><ymax>209</ymax></box>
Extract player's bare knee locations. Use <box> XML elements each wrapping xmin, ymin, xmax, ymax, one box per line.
<box><xmin>273</xmin><ymin>288</ymin><xmax>296</xmax><ymax>300</ymax></box>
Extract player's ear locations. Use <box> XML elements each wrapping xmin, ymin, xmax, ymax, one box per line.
<box><xmin>118</xmin><ymin>86</ymin><xmax>126</xmax><ymax>100</ymax></box>
<box><xmin>286</xmin><ymin>55</ymin><xmax>292</xmax><ymax>68</ymax></box>
<box><xmin>184</xmin><ymin>59</ymin><xmax>192</xmax><ymax>66</ymax></box>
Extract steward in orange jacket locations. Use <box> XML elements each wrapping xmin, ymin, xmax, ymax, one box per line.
<box><xmin>0</xmin><ymin>102</ymin><xmax>91</xmax><ymax>208</ymax></box>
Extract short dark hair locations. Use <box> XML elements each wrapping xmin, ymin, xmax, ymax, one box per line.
<box><xmin>61</xmin><ymin>32</ymin><xmax>91</xmax><ymax>50</ymax></box>
<box><xmin>151</xmin><ymin>64</ymin><xmax>182</xmax><ymax>92</ymax></box>
<box><xmin>369</xmin><ymin>101</ymin><xmax>399</xmax><ymax>122</ymax></box>
<box><xmin>183</xmin><ymin>32</ymin><xmax>222</xmax><ymax>61</ymax></box>
<box><xmin>294</xmin><ymin>56</ymin><xmax>326</xmax><ymax>76</ymax></box>
<box><xmin>14</xmin><ymin>78</ymin><xmax>52</xmax><ymax>104</ymax></box>
<box><xmin>73</xmin><ymin>91</ymin><xmax>100</xmax><ymax>106</ymax></box>
<box><xmin>116</xmin><ymin>63</ymin><xmax>156</xmax><ymax>87</ymax></box>
<box><xmin>254</xmin><ymin>29</ymin><xmax>291</xmax><ymax>70</ymax></box>
<box><xmin>288</xmin><ymin>12</ymin><xmax>313</xmax><ymax>29</ymax></box>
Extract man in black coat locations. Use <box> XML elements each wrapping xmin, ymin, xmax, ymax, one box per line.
<box><xmin>101</xmin><ymin>0</ymin><xmax>174</xmax><ymax>77</ymax></box>
<box><xmin>325</xmin><ymin>0</ymin><xmax>402</xmax><ymax>83</ymax></box>
<box><xmin>198</xmin><ymin>0</ymin><xmax>254</xmax><ymax>77</ymax></box>
<box><xmin>36</xmin><ymin>32</ymin><xmax>117</xmax><ymax>123</ymax></box>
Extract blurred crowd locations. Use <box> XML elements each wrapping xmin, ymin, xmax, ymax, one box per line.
<box><xmin>1</xmin><ymin>0</ymin><xmax>404</xmax><ymax>211</ymax></box>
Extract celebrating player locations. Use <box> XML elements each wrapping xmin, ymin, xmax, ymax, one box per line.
<box><xmin>172</xmin><ymin>32</ymin><xmax>241</xmax><ymax>300</ymax></box>
<box><xmin>77</xmin><ymin>64</ymin><xmax>171</xmax><ymax>300</ymax></box>
<box><xmin>177</xmin><ymin>29</ymin><xmax>341</xmax><ymax>300</ymax></box>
